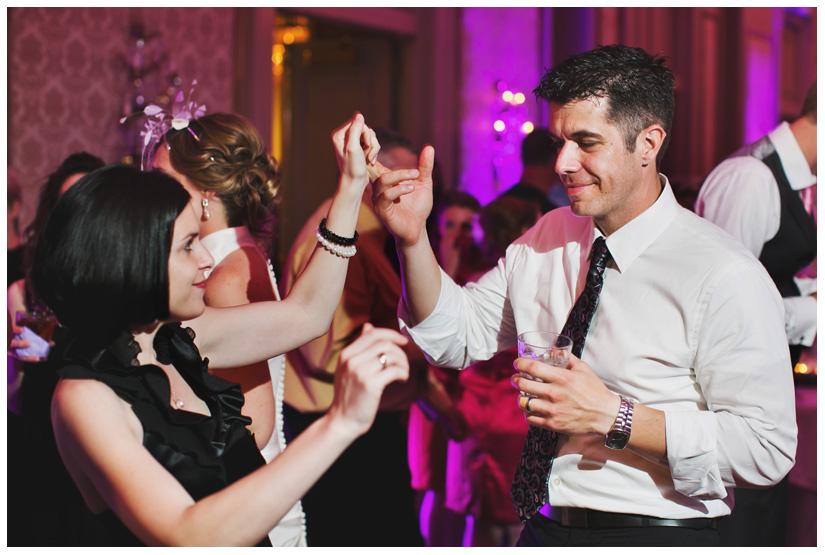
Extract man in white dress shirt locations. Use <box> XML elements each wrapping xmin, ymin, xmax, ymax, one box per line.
<box><xmin>695</xmin><ymin>83</ymin><xmax>816</xmax><ymax>546</ymax></box>
<box><xmin>368</xmin><ymin>45</ymin><xmax>796</xmax><ymax>547</ymax></box>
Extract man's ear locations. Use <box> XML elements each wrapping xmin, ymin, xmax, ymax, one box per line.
<box><xmin>639</xmin><ymin>124</ymin><xmax>666</xmax><ymax>168</ymax></box>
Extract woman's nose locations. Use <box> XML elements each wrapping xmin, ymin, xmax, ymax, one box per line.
<box><xmin>197</xmin><ymin>244</ymin><xmax>215</xmax><ymax>272</ymax></box>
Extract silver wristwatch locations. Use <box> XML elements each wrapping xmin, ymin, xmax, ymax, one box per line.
<box><xmin>604</xmin><ymin>395</ymin><xmax>634</xmax><ymax>450</ymax></box>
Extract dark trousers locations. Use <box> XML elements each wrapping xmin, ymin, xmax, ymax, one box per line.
<box><xmin>284</xmin><ymin>404</ymin><xmax>424</xmax><ymax>547</ymax></box>
<box><xmin>718</xmin><ymin>478</ymin><xmax>789</xmax><ymax>546</ymax></box>
<box><xmin>517</xmin><ymin>512</ymin><xmax>721</xmax><ymax>547</ymax></box>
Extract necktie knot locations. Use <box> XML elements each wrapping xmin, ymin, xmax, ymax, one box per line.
<box><xmin>591</xmin><ymin>236</ymin><xmax>611</xmax><ymax>270</ymax></box>
<box><xmin>586</xmin><ymin>237</ymin><xmax>611</xmax><ymax>286</ymax></box>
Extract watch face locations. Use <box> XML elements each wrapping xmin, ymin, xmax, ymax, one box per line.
<box><xmin>605</xmin><ymin>430</ymin><xmax>630</xmax><ymax>450</ymax></box>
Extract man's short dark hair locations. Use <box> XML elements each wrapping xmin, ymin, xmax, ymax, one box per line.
<box><xmin>374</xmin><ymin>128</ymin><xmax>416</xmax><ymax>153</ymax></box>
<box><xmin>434</xmin><ymin>189</ymin><xmax>481</xmax><ymax>216</ymax></box>
<box><xmin>32</xmin><ymin>165</ymin><xmax>191</xmax><ymax>348</ymax></box>
<box><xmin>521</xmin><ymin>128</ymin><xmax>555</xmax><ymax>166</ymax></box>
<box><xmin>534</xmin><ymin>44</ymin><xmax>675</xmax><ymax>166</ymax></box>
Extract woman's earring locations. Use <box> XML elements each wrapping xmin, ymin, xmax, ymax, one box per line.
<box><xmin>202</xmin><ymin>198</ymin><xmax>211</xmax><ymax>221</ymax></box>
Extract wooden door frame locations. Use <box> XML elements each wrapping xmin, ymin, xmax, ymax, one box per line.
<box><xmin>232</xmin><ymin>6</ymin><xmax>462</xmax><ymax>191</ymax></box>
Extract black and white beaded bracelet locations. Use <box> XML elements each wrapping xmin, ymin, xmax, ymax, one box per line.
<box><xmin>318</xmin><ymin>218</ymin><xmax>359</xmax><ymax>246</ymax></box>
<box><xmin>315</xmin><ymin>228</ymin><xmax>357</xmax><ymax>258</ymax></box>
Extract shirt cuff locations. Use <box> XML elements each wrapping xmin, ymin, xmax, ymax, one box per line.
<box><xmin>664</xmin><ymin>410</ymin><xmax>728</xmax><ymax>500</ymax></box>
<box><xmin>397</xmin><ymin>267</ymin><xmax>449</xmax><ymax>335</ymax></box>
<box><xmin>397</xmin><ymin>268</ymin><xmax>466</xmax><ymax>368</ymax></box>
<box><xmin>784</xmin><ymin>295</ymin><xmax>817</xmax><ymax>347</ymax></box>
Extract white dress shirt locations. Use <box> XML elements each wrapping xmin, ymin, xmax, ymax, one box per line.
<box><xmin>696</xmin><ymin>121</ymin><xmax>817</xmax><ymax>346</ymax></box>
<box><xmin>400</xmin><ymin>179</ymin><xmax>797</xmax><ymax>519</ymax></box>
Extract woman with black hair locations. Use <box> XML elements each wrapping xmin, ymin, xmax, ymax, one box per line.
<box><xmin>32</xmin><ymin>115</ymin><xmax>414</xmax><ymax>546</ymax></box>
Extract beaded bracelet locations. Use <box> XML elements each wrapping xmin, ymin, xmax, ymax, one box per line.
<box><xmin>319</xmin><ymin>218</ymin><xmax>359</xmax><ymax>246</ymax></box>
<box><xmin>315</xmin><ymin>229</ymin><xmax>357</xmax><ymax>258</ymax></box>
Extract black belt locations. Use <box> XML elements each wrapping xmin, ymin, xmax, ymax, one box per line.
<box><xmin>543</xmin><ymin>506</ymin><xmax>718</xmax><ymax>530</ymax></box>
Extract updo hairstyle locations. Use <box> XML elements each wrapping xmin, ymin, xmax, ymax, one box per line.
<box><xmin>31</xmin><ymin>165</ymin><xmax>192</xmax><ymax>347</ymax></box>
<box><xmin>163</xmin><ymin>112</ymin><xmax>280</xmax><ymax>237</ymax></box>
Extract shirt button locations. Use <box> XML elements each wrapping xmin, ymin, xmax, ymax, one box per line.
<box><xmin>552</xmin><ymin>478</ymin><xmax>561</xmax><ymax>487</ymax></box>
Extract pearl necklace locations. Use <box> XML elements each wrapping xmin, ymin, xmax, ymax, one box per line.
<box><xmin>172</xmin><ymin>392</ymin><xmax>185</xmax><ymax>409</ymax></box>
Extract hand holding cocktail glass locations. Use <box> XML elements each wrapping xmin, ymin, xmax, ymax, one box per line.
<box><xmin>515</xmin><ymin>331</ymin><xmax>572</xmax><ymax>418</ymax></box>
<box><xmin>518</xmin><ymin>331</ymin><xmax>573</xmax><ymax>377</ymax></box>
<box><xmin>514</xmin><ymin>332</ymin><xmax>624</xmax><ymax>438</ymax></box>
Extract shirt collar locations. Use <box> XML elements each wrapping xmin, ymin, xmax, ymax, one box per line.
<box><xmin>201</xmin><ymin>226</ymin><xmax>255</xmax><ymax>250</ymax></box>
<box><xmin>201</xmin><ymin>227</ymin><xmax>256</xmax><ymax>278</ymax></box>
<box><xmin>596</xmin><ymin>175</ymin><xmax>679</xmax><ymax>274</ymax></box>
<box><xmin>769</xmin><ymin>121</ymin><xmax>816</xmax><ymax>191</ymax></box>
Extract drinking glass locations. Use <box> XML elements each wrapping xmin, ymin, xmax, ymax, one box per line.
<box><xmin>517</xmin><ymin>331</ymin><xmax>573</xmax><ymax>381</ymax></box>
<box><xmin>16</xmin><ymin>310</ymin><xmax>56</xmax><ymax>341</ymax></box>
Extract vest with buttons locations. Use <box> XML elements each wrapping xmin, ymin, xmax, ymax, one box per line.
<box><xmin>727</xmin><ymin>136</ymin><xmax>816</xmax><ymax>364</ymax></box>
<box><xmin>728</xmin><ymin>135</ymin><xmax>816</xmax><ymax>298</ymax></box>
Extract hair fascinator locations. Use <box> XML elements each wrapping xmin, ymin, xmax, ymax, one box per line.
<box><xmin>120</xmin><ymin>80</ymin><xmax>207</xmax><ymax>170</ymax></box>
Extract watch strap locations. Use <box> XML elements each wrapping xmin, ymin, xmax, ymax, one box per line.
<box><xmin>607</xmin><ymin>395</ymin><xmax>633</xmax><ymax>436</ymax></box>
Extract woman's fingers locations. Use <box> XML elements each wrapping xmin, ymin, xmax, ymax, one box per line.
<box><xmin>344</xmin><ymin>113</ymin><xmax>366</xmax><ymax>155</ymax></box>
<box><xmin>331</xmin><ymin>324</ymin><xmax>411</xmax><ymax>436</ymax></box>
<box><xmin>351</xmin><ymin>322</ymin><xmax>408</xmax><ymax>350</ymax></box>
<box><xmin>340</xmin><ymin>325</ymin><xmax>410</xmax><ymax>386</ymax></box>
<box><xmin>331</xmin><ymin>117</ymin><xmax>354</xmax><ymax>152</ymax></box>
<box><xmin>361</xmin><ymin>125</ymin><xmax>380</xmax><ymax>165</ymax></box>
<box><xmin>333</xmin><ymin>113</ymin><xmax>385</xmax><ymax>183</ymax></box>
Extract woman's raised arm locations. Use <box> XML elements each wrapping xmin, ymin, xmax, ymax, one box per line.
<box><xmin>185</xmin><ymin>113</ymin><xmax>391</xmax><ymax>368</ymax></box>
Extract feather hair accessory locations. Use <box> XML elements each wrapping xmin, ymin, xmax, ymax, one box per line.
<box><xmin>120</xmin><ymin>80</ymin><xmax>207</xmax><ymax>170</ymax></box>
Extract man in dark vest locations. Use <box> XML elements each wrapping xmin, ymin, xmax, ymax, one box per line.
<box><xmin>695</xmin><ymin>82</ymin><xmax>816</xmax><ymax>546</ymax></box>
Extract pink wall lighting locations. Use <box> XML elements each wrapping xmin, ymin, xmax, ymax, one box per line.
<box><xmin>459</xmin><ymin>7</ymin><xmax>543</xmax><ymax>205</ymax></box>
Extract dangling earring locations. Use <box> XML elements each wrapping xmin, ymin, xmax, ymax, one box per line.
<box><xmin>202</xmin><ymin>198</ymin><xmax>211</xmax><ymax>221</ymax></box>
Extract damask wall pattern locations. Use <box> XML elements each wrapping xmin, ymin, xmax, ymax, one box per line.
<box><xmin>8</xmin><ymin>7</ymin><xmax>235</xmax><ymax>229</ymax></box>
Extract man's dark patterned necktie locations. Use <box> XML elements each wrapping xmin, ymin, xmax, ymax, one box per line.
<box><xmin>510</xmin><ymin>236</ymin><xmax>612</xmax><ymax>522</ymax></box>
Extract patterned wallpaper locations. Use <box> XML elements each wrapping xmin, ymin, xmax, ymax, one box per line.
<box><xmin>8</xmin><ymin>7</ymin><xmax>236</xmax><ymax>229</ymax></box>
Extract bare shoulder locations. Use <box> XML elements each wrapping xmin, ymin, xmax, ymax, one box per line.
<box><xmin>205</xmin><ymin>247</ymin><xmax>276</xmax><ymax>306</ymax></box>
<box><xmin>53</xmin><ymin>377</ymin><xmax>117</xmax><ymax>412</ymax></box>
<box><xmin>8</xmin><ymin>278</ymin><xmax>24</xmax><ymax>298</ymax></box>
<box><xmin>7</xmin><ymin>278</ymin><xmax>25</xmax><ymax>313</ymax></box>
<box><xmin>51</xmin><ymin>377</ymin><xmax>201</xmax><ymax>535</ymax></box>
<box><xmin>52</xmin><ymin>378</ymin><xmax>142</xmax><ymax>443</ymax></box>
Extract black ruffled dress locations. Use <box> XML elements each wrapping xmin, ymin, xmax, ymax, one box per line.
<box><xmin>57</xmin><ymin>323</ymin><xmax>271</xmax><ymax>546</ymax></box>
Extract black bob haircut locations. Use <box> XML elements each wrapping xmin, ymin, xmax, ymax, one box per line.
<box><xmin>534</xmin><ymin>44</ymin><xmax>675</xmax><ymax>167</ymax></box>
<box><xmin>31</xmin><ymin>165</ymin><xmax>192</xmax><ymax>347</ymax></box>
